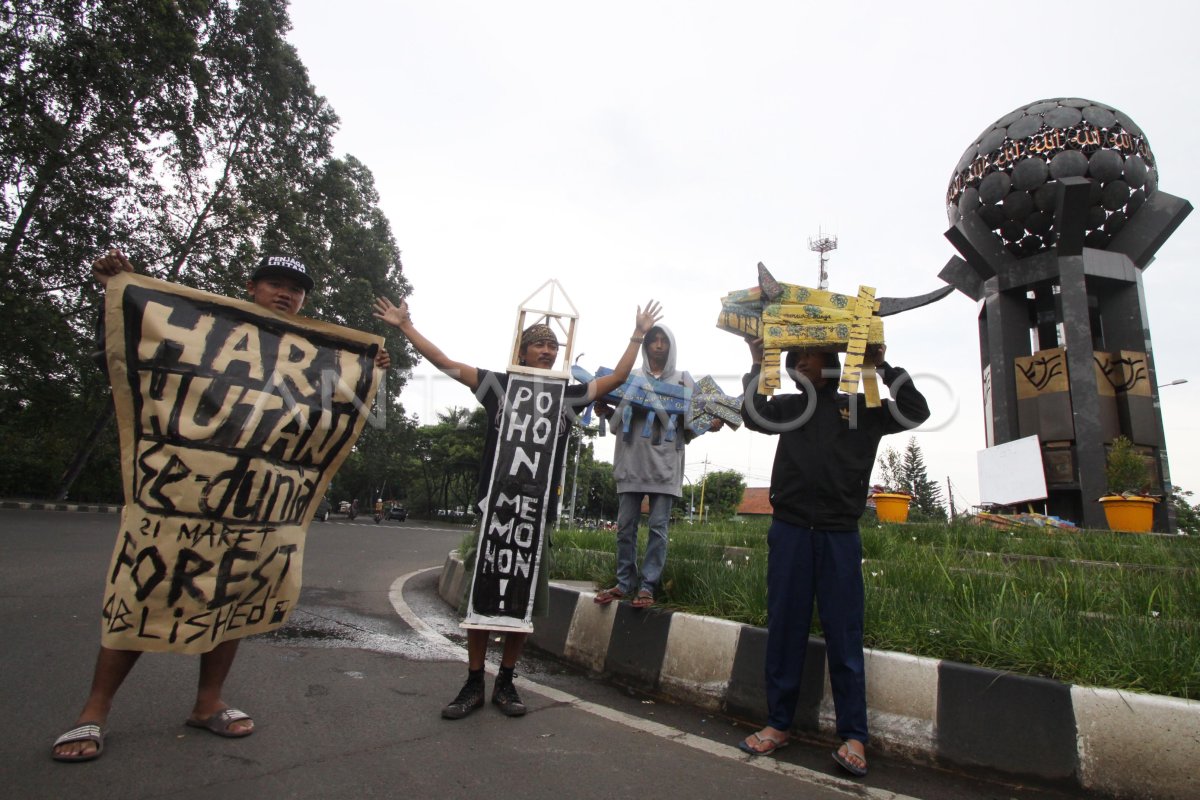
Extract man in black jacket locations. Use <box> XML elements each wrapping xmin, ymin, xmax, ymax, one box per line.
<box><xmin>737</xmin><ymin>339</ymin><xmax>930</xmax><ymax>778</ymax></box>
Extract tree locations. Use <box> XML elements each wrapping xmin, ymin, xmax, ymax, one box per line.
<box><xmin>579</xmin><ymin>459</ymin><xmax>616</xmax><ymax>522</ymax></box>
<box><xmin>0</xmin><ymin>0</ymin><xmax>416</xmax><ymax>500</ymax></box>
<box><xmin>1169</xmin><ymin>487</ymin><xmax>1200</xmax><ymax>535</ymax></box>
<box><xmin>392</xmin><ymin>407</ymin><xmax>486</xmax><ymax>517</ymax></box>
<box><xmin>701</xmin><ymin>469</ymin><xmax>746</xmax><ymax>521</ymax></box>
<box><xmin>874</xmin><ymin>446</ymin><xmax>904</xmax><ymax>493</ymax></box>
<box><xmin>333</xmin><ymin>409</ymin><xmax>421</xmax><ymax>508</ymax></box>
<box><xmin>901</xmin><ymin>437</ymin><xmax>946</xmax><ymax>521</ymax></box>
<box><xmin>875</xmin><ymin>438</ymin><xmax>946</xmax><ymax>521</ymax></box>
<box><xmin>560</xmin><ymin>423</ymin><xmax>618</xmax><ymax>523</ymax></box>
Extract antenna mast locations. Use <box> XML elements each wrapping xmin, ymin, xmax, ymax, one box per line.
<box><xmin>808</xmin><ymin>228</ymin><xmax>838</xmax><ymax>290</ymax></box>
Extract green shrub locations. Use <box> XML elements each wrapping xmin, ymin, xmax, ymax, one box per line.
<box><xmin>1106</xmin><ymin>435</ymin><xmax>1151</xmax><ymax>495</ymax></box>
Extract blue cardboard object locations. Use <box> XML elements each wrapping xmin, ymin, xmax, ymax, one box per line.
<box><xmin>571</xmin><ymin>366</ymin><xmax>742</xmax><ymax>439</ymax></box>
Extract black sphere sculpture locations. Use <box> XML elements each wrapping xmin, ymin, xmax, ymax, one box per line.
<box><xmin>940</xmin><ymin>98</ymin><xmax>1193</xmax><ymax>532</ymax></box>
<box><xmin>946</xmin><ymin>98</ymin><xmax>1157</xmax><ymax>256</ymax></box>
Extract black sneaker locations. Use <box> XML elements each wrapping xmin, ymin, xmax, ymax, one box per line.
<box><xmin>441</xmin><ymin>679</ymin><xmax>485</xmax><ymax>720</ymax></box>
<box><xmin>491</xmin><ymin>679</ymin><xmax>527</xmax><ymax>717</ymax></box>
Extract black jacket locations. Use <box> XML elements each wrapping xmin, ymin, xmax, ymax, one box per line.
<box><xmin>742</xmin><ymin>362</ymin><xmax>930</xmax><ymax>530</ymax></box>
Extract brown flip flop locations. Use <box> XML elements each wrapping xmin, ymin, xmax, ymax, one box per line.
<box><xmin>594</xmin><ymin>587</ymin><xmax>625</xmax><ymax>605</ymax></box>
<box><xmin>185</xmin><ymin>708</ymin><xmax>254</xmax><ymax>738</ymax></box>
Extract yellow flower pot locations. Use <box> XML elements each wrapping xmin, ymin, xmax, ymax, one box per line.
<box><xmin>1099</xmin><ymin>495</ymin><xmax>1158</xmax><ymax>533</ymax></box>
<box><xmin>872</xmin><ymin>493</ymin><xmax>911</xmax><ymax>524</ymax></box>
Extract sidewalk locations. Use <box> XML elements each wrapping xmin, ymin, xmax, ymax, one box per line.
<box><xmin>440</xmin><ymin>551</ymin><xmax>1199</xmax><ymax>800</ymax></box>
<box><xmin>0</xmin><ymin>500</ymin><xmax>120</xmax><ymax>513</ymax></box>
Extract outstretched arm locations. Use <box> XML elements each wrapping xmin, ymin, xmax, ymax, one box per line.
<box><xmin>588</xmin><ymin>300</ymin><xmax>663</xmax><ymax>399</ymax></box>
<box><xmin>373</xmin><ymin>297</ymin><xmax>479</xmax><ymax>391</ymax></box>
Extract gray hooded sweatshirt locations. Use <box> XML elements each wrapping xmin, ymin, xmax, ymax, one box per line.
<box><xmin>608</xmin><ymin>324</ymin><xmax>694</xmax><ymax>497</ymax></box>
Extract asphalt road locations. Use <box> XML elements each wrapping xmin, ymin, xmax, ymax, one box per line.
<box><xmin>0</xmin><ymin>509</ymin><xmax>1091</xmax><ymax>800</ymax></box>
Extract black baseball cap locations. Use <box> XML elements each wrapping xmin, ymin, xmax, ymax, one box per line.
<box><xmin>251</xmin><ymin>255</ymin><xmax>314</xmax><ymax>291</ymax></box>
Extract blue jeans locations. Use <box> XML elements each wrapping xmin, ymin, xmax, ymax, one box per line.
<box><xmin>615</xmin><ymin>492</ymin><xmax>674</xmax><ymax>596</ymax></box>
<box><xmin>764</xmin><ymin>518</ymin><xmax>868</xmax><ymax>744</ymax></box>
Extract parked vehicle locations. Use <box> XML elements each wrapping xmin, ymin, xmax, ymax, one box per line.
<box><xmin>386</xmin><ymin>505</ymin><xmax>408</xmax><ymax>522</ymax></box>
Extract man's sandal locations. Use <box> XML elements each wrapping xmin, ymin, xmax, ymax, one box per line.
<box><xmin>593</xmin><ymin>587</ymin><xmax>625</xmax><ymax>606</ymax></box>
<box><xmin>51</xmin><ymin>723</ymin><xmax>104</xmax><ymax>762</ymax></box>
<box><xmin>738</xmin><ymin>731</ymin><xmax>789</xmax><ymax>757</ymax></box>
<box><xmin>832</xmin><ymin>741</ymin><xmax>868</xmax><ymax>777</ymax></box>
<box><xmin>631</xmin><ymin>590</ymin><xmax>655</xmax><ymax>608</ymax></box>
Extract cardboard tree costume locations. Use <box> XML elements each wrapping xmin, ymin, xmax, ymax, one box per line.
<box><xmin>462</xmin><ymin>280</ymin><xmax>578</xmax><ymax>633</ymax></box>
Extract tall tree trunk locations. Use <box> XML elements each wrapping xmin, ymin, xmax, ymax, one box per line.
<box><xmin>1</xmin><ymin>97</ymin><xmax>90</xmax><ymax>271</ymax></box>
<box><xmin>54</xmin><ymin>399</ymin><xmax>115</xmax><ymax>501</ymax></box>
<box><xmin>164</xmin><ymin>113</ymin><xmax>251</xmax><ymax>281</ymax></box>
<box><xmin>1</xmin><ymin>158</ymin><xmax>58</xmax><ymax>271</ymax></box>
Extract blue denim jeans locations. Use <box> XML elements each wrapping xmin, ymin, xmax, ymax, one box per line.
<box><xmin>615</xmin><ymin>492</ymin><xmax>674</xmax><ymax>596</ymax></box>
<box><xmin>764</xmin><ymin>518</ymin><xmax>868</xmax><ymax>744</ymax></box>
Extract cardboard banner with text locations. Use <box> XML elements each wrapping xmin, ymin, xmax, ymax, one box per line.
<box><xmin>464</xmin><ymin>374</ymin><xmax>565</xmax><ymax>632</ymax></box>
<box><xmin>101</xmin><ymin>272</ymin><xmax>383</xmax><ymax>653</ymax></box>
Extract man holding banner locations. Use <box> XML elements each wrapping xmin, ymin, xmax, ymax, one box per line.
<box><xmin>52</xmin><ymin>250</ymin><xmax>388</xmax><ymax>762</ymax></box>
<box><xmin>374</xmin><ymin>294</ymin><xmax>661</xmax><ymax>719</ymax></box>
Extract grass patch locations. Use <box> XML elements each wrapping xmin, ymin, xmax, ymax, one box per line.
<box><xmin>464</xmin><ymin>518</ymin><xmax>1200</xmax><ymax>699</ymax></box>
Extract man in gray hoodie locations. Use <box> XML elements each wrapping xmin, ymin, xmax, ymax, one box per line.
<box><xmin>593</xmin><ymin>325</ymin><xmax>721</xmax><ymax>608</ymax></box>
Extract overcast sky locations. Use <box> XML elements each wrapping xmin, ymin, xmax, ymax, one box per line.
<box><xmin>287</xmin><ymin>0</ymin><xmax>1199</xmax><ymax>512</ymax></box>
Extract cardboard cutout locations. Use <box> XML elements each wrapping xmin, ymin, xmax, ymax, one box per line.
<box><xmin>463</xmin><ymin>280</ymin><xmax>578</xmax><ymax>632</ymax></box>
<box><xmin>717</xmin><ymin>262</ymin><xmax>884</xmax><ymax>400</ymax></box>
<box><xmin>571</xmin><ymin>365</ymin><xmax>742</xmax><ymax>439</ymax></box>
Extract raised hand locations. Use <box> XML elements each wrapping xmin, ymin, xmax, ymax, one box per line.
<box><xmin>92</xmin><ymin>249</ymin><xmax>135</xmax><ymax>288</ymax></box>
<box><xmin>635</xmin><ymin>300</ymin><xmax>663</xmax><ymax>335</ymax></box>
<box><xmin>373</xmin><ymin>296</ymin><xmax>411</xmax><ymax>329</ymax></box>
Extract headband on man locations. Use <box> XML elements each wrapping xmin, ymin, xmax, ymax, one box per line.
<box><xmin>520</xmin><ymin>323</ymin><xmax>559</xmax><ymax>349</ymax></box>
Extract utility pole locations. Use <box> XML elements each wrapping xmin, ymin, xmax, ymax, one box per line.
<box><xmin>683</xmin><ymin>474</ymin><xmax>694</xmax><ymax>523</ymax></box>
<box><xmin>567</xmin><ymin>427</ymin><xmax>582</xmax><ymax>525</ymax></box>
<box><xmin>697</xmin><ymin>456</ymin><xmax>709</xmax><ymax>523</ymax></box>
<box><xmin>946</xmin><ymin>476</ymin><xmax>955</xmax><ymax>520</ymax></box>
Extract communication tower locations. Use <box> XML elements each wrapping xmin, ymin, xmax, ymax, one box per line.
<box><xmin>808</xmin><ymin>229</ymin><xmax>837</xmax><ymax>290</ymax></box>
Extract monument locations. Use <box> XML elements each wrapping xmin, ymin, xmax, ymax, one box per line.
<box><xmin>939</xmin><ymin>98</ymin><xmax>1192</xmax><ymax>530</ymax></box>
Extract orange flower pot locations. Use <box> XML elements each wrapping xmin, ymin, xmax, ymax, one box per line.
<box><xmin>872</xmin><ymin>493</ymin><xmax>911</xmax><ymax>524</ymax></box>
<box><xmin>1099</xmin><ymin>495</ymin><xmax>1158</xmax><ymax>533</ymax></box>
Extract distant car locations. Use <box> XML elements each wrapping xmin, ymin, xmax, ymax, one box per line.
<box><xmin>386</xmin><ymin>505</ymin><xmax>408</xmax><ymax>521</ymax></box>
<box><xmin>316</xmin><ymin>497</ymin><xmax>331</xmax><ymax>522</ymax></box>
<box><xmin>338</xmin><ymin>501</ymin><xmax>351</xmax><ymax>514</ymax></box>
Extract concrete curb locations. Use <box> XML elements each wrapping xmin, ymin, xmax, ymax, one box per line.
<box><xmin>440</xmin><ymin>551</ymin><xmax>1199</xmax><ymax>799</ymax></box>
<box><xmin>0</xmin><ymin>500</ymin><xmax>121</xmax><ymax>513</ymax></box>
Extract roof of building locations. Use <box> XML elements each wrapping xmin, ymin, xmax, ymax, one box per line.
<box><xmin>736</xmin><ymin>486</ymin><xmax>773</xmax><ymax>516</ymax></box>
